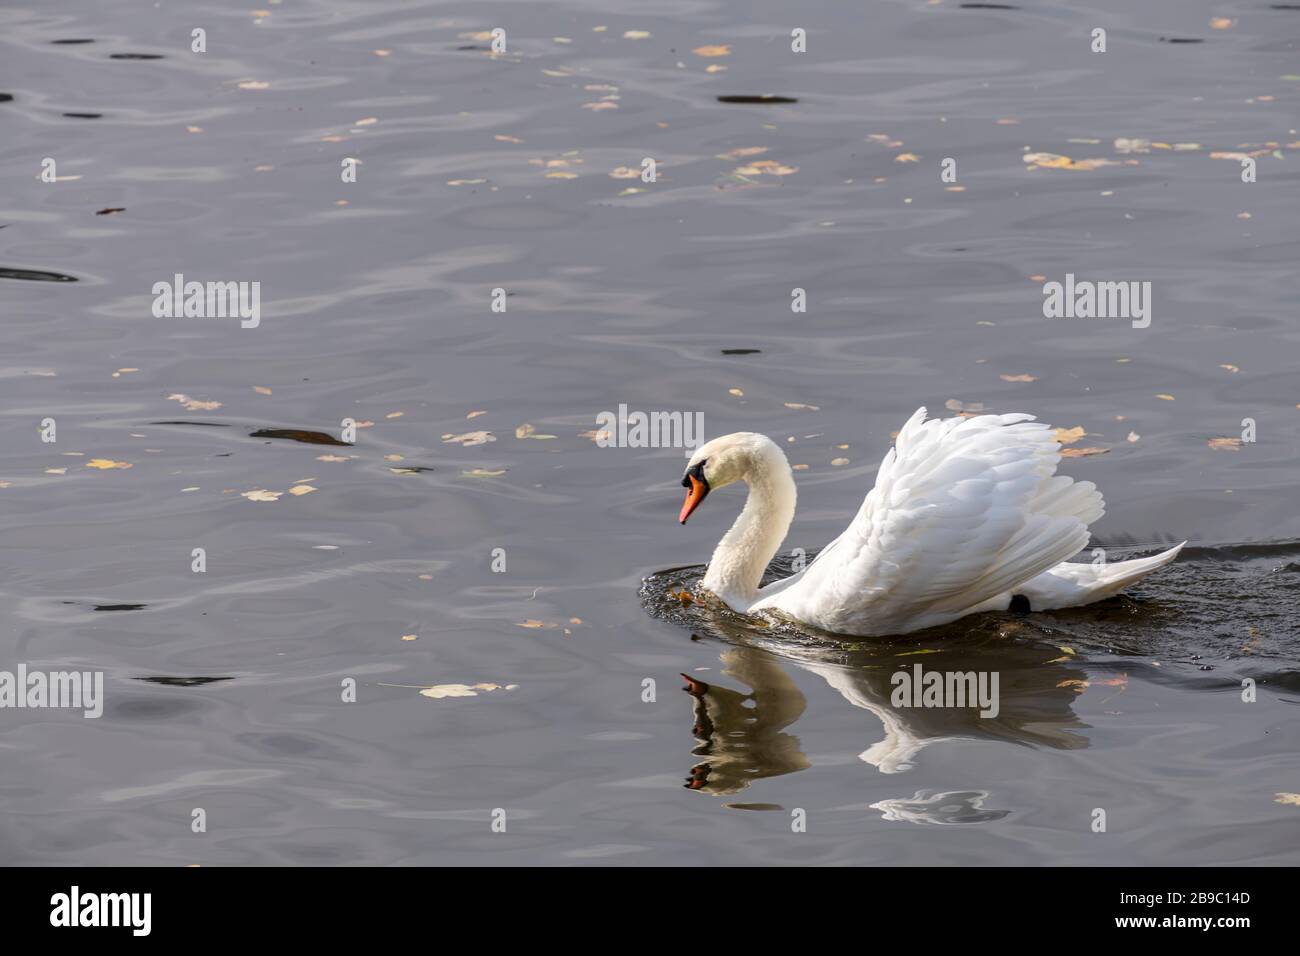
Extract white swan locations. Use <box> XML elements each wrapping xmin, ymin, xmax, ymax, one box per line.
<box><xmin>678</xmin><ymin>407</ymin><xmax>1184</xmax><ymax>637</ymax></box>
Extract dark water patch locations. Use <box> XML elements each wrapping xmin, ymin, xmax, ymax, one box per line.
<box><xmin>0</xmin><ymin>267</ymin><xmax>78</xmax><ymax>282</ymax></box>
<box><xmin>109</xmin><ymin>53</ymin><xmax>164</xmax><ymax>60</ymax></box>
<box><xmin>51</xmin><ymin>39</ymin><xmax>95</xmax><ymax>44</ymax></box>
<box><xmin>389</xmin><ymin>465</ymin><xmax>433</xmax><ymax>473</ymax></box>
<box><xmin>723</xmin><ymin>802</ymin><xmax>783</xmax><ymax>811</ymax></box>
<box><xmin>716</xmin><ymin>95</ymin><xmax>798</xmax><ymax>105</ymax></box>
<box><xmin>95</xmin><ymin>207</ymin><xmax>125</xmax><ymax>216</ymax></box>
<box><xmin>94</xmin><ymin>603</ymin><xmax>147</xmax><ymax>612</ymax></box>
<box><xmin>721</xmin><ymin>348</ymin><xmax>761</xmax><ymax>355</ymax></box>
<box><xmin>1160</xmin><ymin>37</ymin><xmax>1205</xmax><ymax>43</ymax></box>
<box><xmin>250</xmin><ymin>427</ymin><xmax>350</xmax><ymax>446</ymax></box>
<box><xmin>151</xmin><ymin>420</ymin><xmax>231</xmax><ymax>427</ymax></box>
<box><xmin>62</xmin><ymin>112</ymin><xmax>102</xmax><ymax>119</ymax></box>
<box><xmin>457</xmin><ymin>45</ymin><xmax>488</xmax><ymax>51</ymax></box>
<box><xmin>134</xmin><ymin>676</ymin><xmax>233</xmax><ymax>687</ymax></box>
<box><xmin>959</xmin><ymin>3</ymin><xmax>1020</xmax><ymax>8</ymax></box>
<box><xmin>0</xmin><ymin>94</ymin><xmax>13</xmax><ymax>104</ymax></box>
<box><xmin>1268</xmin><ymin>4</ymin><xmax>1300</xmax><ymax>8</ymax></box>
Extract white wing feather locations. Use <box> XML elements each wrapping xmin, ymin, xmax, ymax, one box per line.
<box><xmin>752</xmin><ymin>407</ymin><xmax>1105</xmax><ymax>635</ymax></box>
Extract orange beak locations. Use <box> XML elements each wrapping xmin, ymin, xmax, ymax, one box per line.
<box><xmin>679</xmin><ymin>474</ymin><xmax>709</xmax><ymax>524</ymax></box>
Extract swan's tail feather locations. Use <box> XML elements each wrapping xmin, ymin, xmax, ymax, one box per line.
<box><xmin>1017</xmin><ymin>542</ymin><xmax>1186</xmax><ymax>611</ymax></box>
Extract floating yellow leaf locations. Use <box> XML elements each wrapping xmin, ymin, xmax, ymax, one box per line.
<box><xmin>447</xmin><ymin>178</ymin><xmax>487</xmax><ymax>186</ymax></box>
<box><xmin>86</xmin><ymin>459</ymin><xmax>132</xmax><ymax>470</ymax></box>
<box><xmin>316</xmin><ymin>454</ymin><xmax>350</xmax><ymax>462</ymax></box>
<box><xmin>1207</xmin><ymin>438</ymin><xmax>1243</xmax><ymax>451</ymax></box>
<box><xmin>895</xmin><ymin>152</ymin><xmax>919</xmax><ymax>163</ymax></box>
<box><xmin>1023</xmin><ymin>152</ymin><xmax>1119</xmax><ymax>171</ymax></box>
<box><xmin>692</xmin><ymin>44</ymin><xmax>731</xmax><ymax>57</ymax></box>
<box><xmin>419</xmin><ymin>682</ymin><xmax>516</xmax><ymax>699</ymax></box>
<box><xmin>728</xmin><ymin>387</ymin><xmax>744</xmax><ymax>397</ymax></box>
<box><xmin>1054</xmin><ymin>426</ymin><xmax>1087</xmax><ymax>445</ymax></box>
<box><xmin>515</xmin><ymin>423</ymin><xmax>556</xmax><ymax>439</ymax></box>
<box><xmin>623</xmin><ymin>30</ymin><xmax>651</xmax><ymax>39</ymax></box>
<box><xmin>831</xmin><ymin>457</ymin><xmax>849</xmax><ymax>466</ymax></box>
<box><xmin>237</xmin><ymin>80</ymin><xmax>270</xmax><ymax>90</ymax></box>
<box><xmin>609</xmin><ymin>166</ymin><xmax>640</xmax><ymax>179</ymax></box>
<box><xmin>735</xmin><ymin>159</ymin><xmax>797</xmax><ymax>176</ymax></box>
<box><xmin>1000</xmin><ymin>373</ymin><xmax>1037</xmax><ymax>383</ymax></box>
<box><xmin>167</xmin><ymin>393</ymin><xmax>222</xmax><ymax>411</ymax></box>
<box><xmin>466</xmin><ymin>410</ymin><xmax>488</xmax><ymax>419</ymax></box>
<box><xmin>401</xmin><ymin>634</ymin><xmax>417</xmax><ymax>642</ymax></box>
<box><xmin>289</xmin><ymin>484</ymin><xmax>316</xmax><ymax>495</ymax></box>
<box><xmin>241</xmin><ymin>489</ymin><xmax>282</xmax><ymax>502</ymax></box>
<box><xmin>253</xmin><ymin>385</ymin><xmax>272</xmax><ymax>395</ymax></box>
<box><xmin>462</xmin><ymin>468</ymin><xmax>507</xmax><ymax>477</ymax></box>
<box><xmin>442</xmin><ymin>430</ymin><xmax>495</xmax><ymax>446</ymax></box>
<box><xmin>1275</xmin><ymin>793</ymin><xmax>1300</xmax><ymax>806</ymax></box>
<box><xmin>1219</xmin><ymin>364</ymin><xmax>1239</xmax><ymax>373</ymax></box>
<box><xmin>1210</xmin><ymin>17</ymin><xmax>1236</xmax><ymax>29</ymax></box>
<box><xmin>1155</xmin><ymin>393</ymin><xmax>1175</xmax><ymax>401</ymax></box>
<box><xmin>516</xmin><ymin>619</ymin><xmax>550</xmax><ymax>629</ymax></box>
<box><xmin>784</xmin><ymin>402</ymin><xmax>820</xmax><ymax>411</ymax></box>
<box><xmin>45</xmin><ymin>468</ymin><xmax>67</xmax><ymax>475</ymax></box>
<box><xmin>385</xmin><ymin>411</ymin><xmax>403</xmax><ymax>419</ymax></box>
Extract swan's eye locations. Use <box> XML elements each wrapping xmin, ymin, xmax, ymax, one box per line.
<box><xmin>681</xmin><ymin>460</ymin><xmax>707</xmax><ymax>488</ymax></box>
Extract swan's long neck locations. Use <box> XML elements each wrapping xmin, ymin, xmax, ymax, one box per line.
<box><xmin>701</xmin><ymin>447</ymin><xmax>797</xmax><ymax>609</ymax></box>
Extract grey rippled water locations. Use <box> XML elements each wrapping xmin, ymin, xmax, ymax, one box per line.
<box><xmin>0</xmin><ymin>0</ymin><xmax>1297</xmax><ymax>865</ymax></box>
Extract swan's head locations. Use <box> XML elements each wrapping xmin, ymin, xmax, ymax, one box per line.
<box><xmin>679</xmin><ymin>432</ymin><xmax>779</xmax><ymax>524</ymax></box>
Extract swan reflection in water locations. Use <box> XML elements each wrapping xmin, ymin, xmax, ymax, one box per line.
<box><xmin>676</xmin><ymin>621</ymin><xmax>1093</xmax><ymax>798</ymax></box>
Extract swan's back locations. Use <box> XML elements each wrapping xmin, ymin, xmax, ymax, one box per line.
<box><xmin>752</xmin><ymin>407</ymin><xmax>1104</xmax><ymax>635</ymax></box>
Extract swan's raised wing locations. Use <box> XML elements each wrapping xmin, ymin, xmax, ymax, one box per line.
<box><xmin>754</xmin><ymin>407</ymin><xmax>1104</xmax><ymax>635</ymax></box>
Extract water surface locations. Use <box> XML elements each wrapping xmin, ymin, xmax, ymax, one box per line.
<box><xmin>1</xmin><ymin>0</ymin><xmax>1297</xmax><ymax>865</ymax></box>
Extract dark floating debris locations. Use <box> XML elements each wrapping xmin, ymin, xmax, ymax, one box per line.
<box><xmin>716</xmin><ymin>95</ymin><xmax>797</xmax><ymax>105</ymax></box>
<box><xmin>134</xmin><ymin>676</ymin><xmax>234</xmax><ymax>687</ymax></box>
<box><xmin>0</xmin><ymin>94</ymin><xmax>13</xmax><ymax>103</ymax></box>
<box><xmin>721</xmin><ymin>348</ymin><xmax>762</xmax><ymax>355</ymax></box>
<box><xmin>250</xmin><ymin>427</ymin><xmax>350</xmax><ymax>447</ymax></box>
<box><xmin>457</xmin><ymin>44</ymin><xmax>489</xmax><ymax>50</ymax></box>
<box><xmin>95</xmin><ymin>207</ymin><xmax>125</xmax><ymax>216</ymax></box>
<box><xmin>62</xmin><ymin>112</ymin><xmax>102</xmax><ymax>119</ymax></box>
<box><xmin>0</xmin><ymin>267</ymin><xmax>78</xmax><ymax>282</ymax></box>
<box><xmin>723</xmin><ymin>803</ymin><xmax>784</xmax><ymax>811</ymax></box>
<box><xmin>151</xmin><ymin>420</ymin><xmax>230</xmax><ymax>427</ymax></box>
<box><xmin>390</xmin><ymin>465</ymin><xmax>434</xmax><ymax>473</ymax></box>
<box><xmin>109</xmin><ymin>53</ymin><xmax>165</xmax><ymax>60</ymax></box>
<box><xmin>959</xmin><ymin>3</ymin><xmax>1020</xmax><ymax>8</ymax></box>
<box><xmin>1159</xmin><ymin>37</ymin><xmax>1204</xmax><ymax>43</ymax></box>
<box><xmin>51</xmin><ymin>38</ymin><xmax>96</xmax><ymax>44</ymax></box>
<box><xmin>94</xmin><ymin>603</ymin><xmax>147</xmax><ymax>612</ymax></box>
